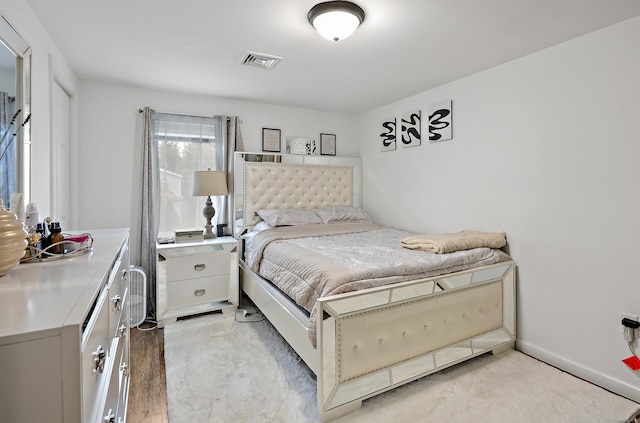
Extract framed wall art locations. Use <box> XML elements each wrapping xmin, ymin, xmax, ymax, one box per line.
<box><xmin>262</xmin><ymin>128</ymin><xmax>281</xmax><ymax>152</ymax></box>
<box><xmin>286</xmin><ymin>137</ymin><xmax>317</xmax><ymax>155</ymax></box>
<box><xmin>380</xmin><ymin>117</ymin><xmax>396</xmax><ymax>152</ymax></box>
<box><xmin>428</xmin><ymin>101</ymin><xmax>452</xmax><ymax>142</ymax></box>
<box><xmin>320</xmin><ymin>133</ymin><xmax>336</xmax><ymax>156</ymax></box>
<box><xmin>401</xmin><ymin>110</ymin><xmax>421</xmax><ymax>148</ymax></box>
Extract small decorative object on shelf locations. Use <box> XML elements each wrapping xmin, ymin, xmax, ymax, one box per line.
<box><xmin>0</xmin><ymin>199</ymin><xmax>28</xmax><ymax>276</ymax></box>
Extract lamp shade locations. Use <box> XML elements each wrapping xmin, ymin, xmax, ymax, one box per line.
<box><xmin>192</xmin><ymin>170</ymin><xmax>228</xmax><ymax>196</ymax></box>
<box><xmin>308</xmin><ymin>1</ymin><xmax>365</xmax><ymax>42</ymax></box>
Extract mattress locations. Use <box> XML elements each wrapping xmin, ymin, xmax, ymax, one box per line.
<box><xmin>245</xmin><ymin>223</ymin><xmax>511</xmax><ymax>344</ymax></box>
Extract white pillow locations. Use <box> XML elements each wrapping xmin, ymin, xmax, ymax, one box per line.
<box><xmin>252</xmin><ymin>220</ymin><xmax>273</xmax><ymax>232</ymax></box>
<box><xmin>257</xmin><ymin>208</ymin><xmax>323</xmax><ymax>227</ymax></box>
<box><xmin>314</xmin><ymin>206</ymin><xmax>372</xmax><ymax>224</ymax></box>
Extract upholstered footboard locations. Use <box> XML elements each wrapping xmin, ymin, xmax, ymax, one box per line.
<box><xmin>240</xmin><ymin>258</ymin><xmax>516</xmax><ymax>421</ymax></box>
<box><xmin>317</xmin><ymin>261</ymin><xmax>516</xmax><ymax>421</ymax></box>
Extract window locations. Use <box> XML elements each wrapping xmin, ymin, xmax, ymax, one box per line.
<box><xmin>152</xmin><ymin>113</ymin><xmax>225</xmax><ymax>236</ymax></box>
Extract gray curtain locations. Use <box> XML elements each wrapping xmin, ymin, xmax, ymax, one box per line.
<box><xmin>132</xmin><ymin>107</ymin><xmax>159</xmax><ymax>321</ymax></box>
<box><xmin>217</xmin><ymin>115</ymin><xmax>243</xmax><ymax>233</ymax></box>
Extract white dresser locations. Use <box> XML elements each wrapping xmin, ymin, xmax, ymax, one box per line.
<box><xmin>0</xmin><ymin>228</ymin><xmax>130</xmax><ymax>423</ymax></box>
<box><xmin>156</xmin><ymin>237</ymin><xmax>238</xmax><ymax>327</ymax></box>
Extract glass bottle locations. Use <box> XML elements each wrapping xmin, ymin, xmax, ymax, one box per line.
<box><xmin>49</xmin><ymin>222</ymin><xmax>64</xmax><ymax>255</ymax></box>
<box><xmin>36</xmin><ymin>222</ymin><xmax>48</xmax><ymax>255</ymax></box>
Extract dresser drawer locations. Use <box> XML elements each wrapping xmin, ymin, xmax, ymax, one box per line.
<box><xmin>116</xmin><ymin>331</ymin><xmax>130</xmax><ymax>422</ymax></box>
<box><xmin>165</xmin><ymin>250</ymin><xmax>229</xmax><ymax>281</ymax></box>
<box><xmin>81</xmin><ymin>288</ymin><xmax>111</xmax><ymax>423</ymax></box>
<box><xmin>98</xmin><ymin>337</ymin><xmax>121</xmax><ymax>423</ymax></box>
<box><xmin>109</xmin><ymin>287</ymin><xmax>129</xmax><ymax>339</ymax></box>
<box><xmin>110</xmin><ymin>240</ymin><xmax>129</xmax><ymax>296</ymax></box>
<box><xmin>166</xmin><ymin>275</ymin><xmax>229</xmax><ymax>309</ymax></box>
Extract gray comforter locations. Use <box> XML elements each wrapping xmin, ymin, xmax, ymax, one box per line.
<box><xmin>245</xmin><ymin>223</ymin><xmax>510</xmax><ymax>346</ymax></box>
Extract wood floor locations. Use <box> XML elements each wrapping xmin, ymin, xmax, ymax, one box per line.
<box><xmin>127</xmin><ymin>323</ymin><xmax>169</xmax><ymax>423</ymax></box>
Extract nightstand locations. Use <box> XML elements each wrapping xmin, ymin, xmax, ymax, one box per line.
<box><xmin>156</xmin><ymin>237</ymin><xmax>238</xmax><ymax>327</ymax></box>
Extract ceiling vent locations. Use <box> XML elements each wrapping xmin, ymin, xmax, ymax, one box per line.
<box><xmin>241</xmin><ymin>51</ymin><xmax>283</xmax><ymax>70</ymax></box>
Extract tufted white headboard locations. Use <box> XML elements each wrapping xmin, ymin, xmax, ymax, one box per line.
<box><xmin>233</xmin><ymin>153</ymin><xmax>362</xmax><ymax>236</ymax></box>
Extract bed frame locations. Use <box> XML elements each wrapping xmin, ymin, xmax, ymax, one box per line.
<box><xmin>233</xmin><ymin>153</ymin><xmax>516</xmax><ymax>421</ymax></box>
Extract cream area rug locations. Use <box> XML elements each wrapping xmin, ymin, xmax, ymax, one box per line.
<box><xmin>164</xmin><ymin>312</ymin><xmax>640</xmax><ymax>423</ymax></box>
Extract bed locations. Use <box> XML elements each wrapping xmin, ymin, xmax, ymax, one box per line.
<box><xmin>233</xmin><ymin>153</ymin><xmax>516</xmax><ymax>421</ymax></box>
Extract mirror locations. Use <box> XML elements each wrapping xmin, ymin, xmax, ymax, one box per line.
<box><xmin>0</xmin><ymin>15</ymin><xmax>31</xmax><ymax>210</ymax></box>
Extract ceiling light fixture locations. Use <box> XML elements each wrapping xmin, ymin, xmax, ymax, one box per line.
<box><xmin>307</xmin><ymin>1</ymin><xmax>365</xmax><ymax>42</ymax></box>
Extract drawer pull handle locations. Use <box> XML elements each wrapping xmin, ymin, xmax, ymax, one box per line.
<box><xmin>194</xmin><ymin>263</ymin><xmax>206</xmax><ymax>271</ymax></box>
<box><xmin>103</xmin><ymin>408</ymin><xmax>115</xmax><ymax>422</ymax></box>
<box><xmin>112</xmin><ymin>295</ymin><xmax>122</xmax><ymax>311</ymax></box>
<box><xmin>92</xmin><ymin>345</ymin><xmax>106</xmax><ymax>374</ymax></box>
<box><xmin>194</xmin><ymin>289</ymin><xmax>206</xmax><ymax>296</ymax></box>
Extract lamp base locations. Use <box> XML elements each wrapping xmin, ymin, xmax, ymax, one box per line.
<box><xmin>202</xmin><ymin>196</ymin><xmax>217</xmax><ymax>239</ymax></box>
<box><xmin>203</xmin><ymin>224</ymin><xmax>216</xmax><ymax>239</ymax></box>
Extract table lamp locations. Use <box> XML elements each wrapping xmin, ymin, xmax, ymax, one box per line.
<box><xmin>192</xmin><ymin>170</ymin><xmax>228</xmax><ymax>239</ymax></box>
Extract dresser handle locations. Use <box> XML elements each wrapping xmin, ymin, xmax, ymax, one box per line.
<box><xmin>111</xmin><ymin>295</ymin><xmax>122</xmax><ymax>311</ymax></box>
<box><xmin>120</xmin><ymin>362</ymin><xmax>129</xmax><ymax>376</ymax></box>
<box><xmin>194</xmin><ymin>263</ymin><xmax>206</xmax><ymax>271</ymax></box>
<box><xmin>92</xmin><ymin>345</ymin><xmax>106</xmax><ymax>374</ymax></box>
<box><xmin>103</xmin><ymin>408</ymin><xmax>115</xmax><ymax>422</ymax></box>
<box><xmin>194</xmin><ymin>289</ymin><xmax>206</xmax><ymax>296</ymax></box>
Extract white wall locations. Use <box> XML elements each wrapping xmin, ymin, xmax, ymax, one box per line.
<box><xmin>76</xmin><ymin>81</ymin><xmax>358</xmax><ymax>230</ymax></box>
<box><xmin>357</xmin><ymin>16</ymin><xmax>640</xmax><ymax>402</ymax></box>
<box><xmin>0</xmin><ymin>0</ymin><xmax>79</xmax><ymax>223</ymax></box>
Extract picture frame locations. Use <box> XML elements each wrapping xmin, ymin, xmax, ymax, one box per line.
<box><xmin>320</xmin><ymin>133</ymin><xmax>336</xmax><ymax>156</ymax></box>
<box><xmin>262</xmin><ymin>128</ymin><xmax>281</xmax><ymax>152</ymax></box>
<box><xmin>400</xmin><ymin>110</ymin><xmax>421</xmax><ymax>148</ymax></box>
<box><xmin>380</xmin><ymin>117</ymin><xmax>397</xmax><ymax>152</ymax></box>
<box><xmin>286</xmin><ymin>137</ymin><xmax>317</xmax><ymax>155</ymax></box>
<box><xmin>428</xmin><ymin>100</ymin><xmax>453</xmax><ymax>142</ymax></box>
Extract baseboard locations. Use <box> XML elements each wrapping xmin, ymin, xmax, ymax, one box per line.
<box><xmin>517</xmin><ymin>340</ymin><xmax>640</xmax><ymax>404</ymax></box>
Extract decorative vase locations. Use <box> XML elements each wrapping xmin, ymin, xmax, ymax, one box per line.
<box><xmin>0</xmin><ymin>200</ymin><xmax>28</xmax><ymax>276</ymax></box>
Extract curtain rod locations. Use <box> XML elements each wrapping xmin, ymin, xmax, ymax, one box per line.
<box><xmin>138</xmin><ymin>109</ymin><xmax>235</xmax><ymax>123</ymax></box>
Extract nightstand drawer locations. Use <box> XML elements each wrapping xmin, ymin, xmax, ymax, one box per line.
<box><xmin>165</xmin><ymin>251</ymin><xmax>228</xmax><ymax>281</ymax></box>
<box><xmin>166</xmin><ymin>275</ymin><xmax>229</xmax><ymax>309</ymax></box>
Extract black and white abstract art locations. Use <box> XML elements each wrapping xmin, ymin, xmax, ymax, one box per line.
<box><xmin>401</xmin><ymin>110</ymin><xmax>421</xmax><ymax>148</ymax></box>
<box><xmin>380</xmin><ymin>117</ymin><xmax>397</xmax><ymax>152</ymax></box>
<box><xmin>428</xmin><ymin>101</ymin><xmax>452</xmax><ymax>142</ymax></box>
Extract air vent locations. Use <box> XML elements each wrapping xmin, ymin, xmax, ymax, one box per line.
<box><xmin>241</xmin><ymin>51</ymin><xmax>283</xmax><ymax>70</ymax></box>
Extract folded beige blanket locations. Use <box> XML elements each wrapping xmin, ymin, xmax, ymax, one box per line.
<box><xmin>401</xmin><ymin>230</ymin><xmax>506</xmax><ymax>254</ymax></box>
